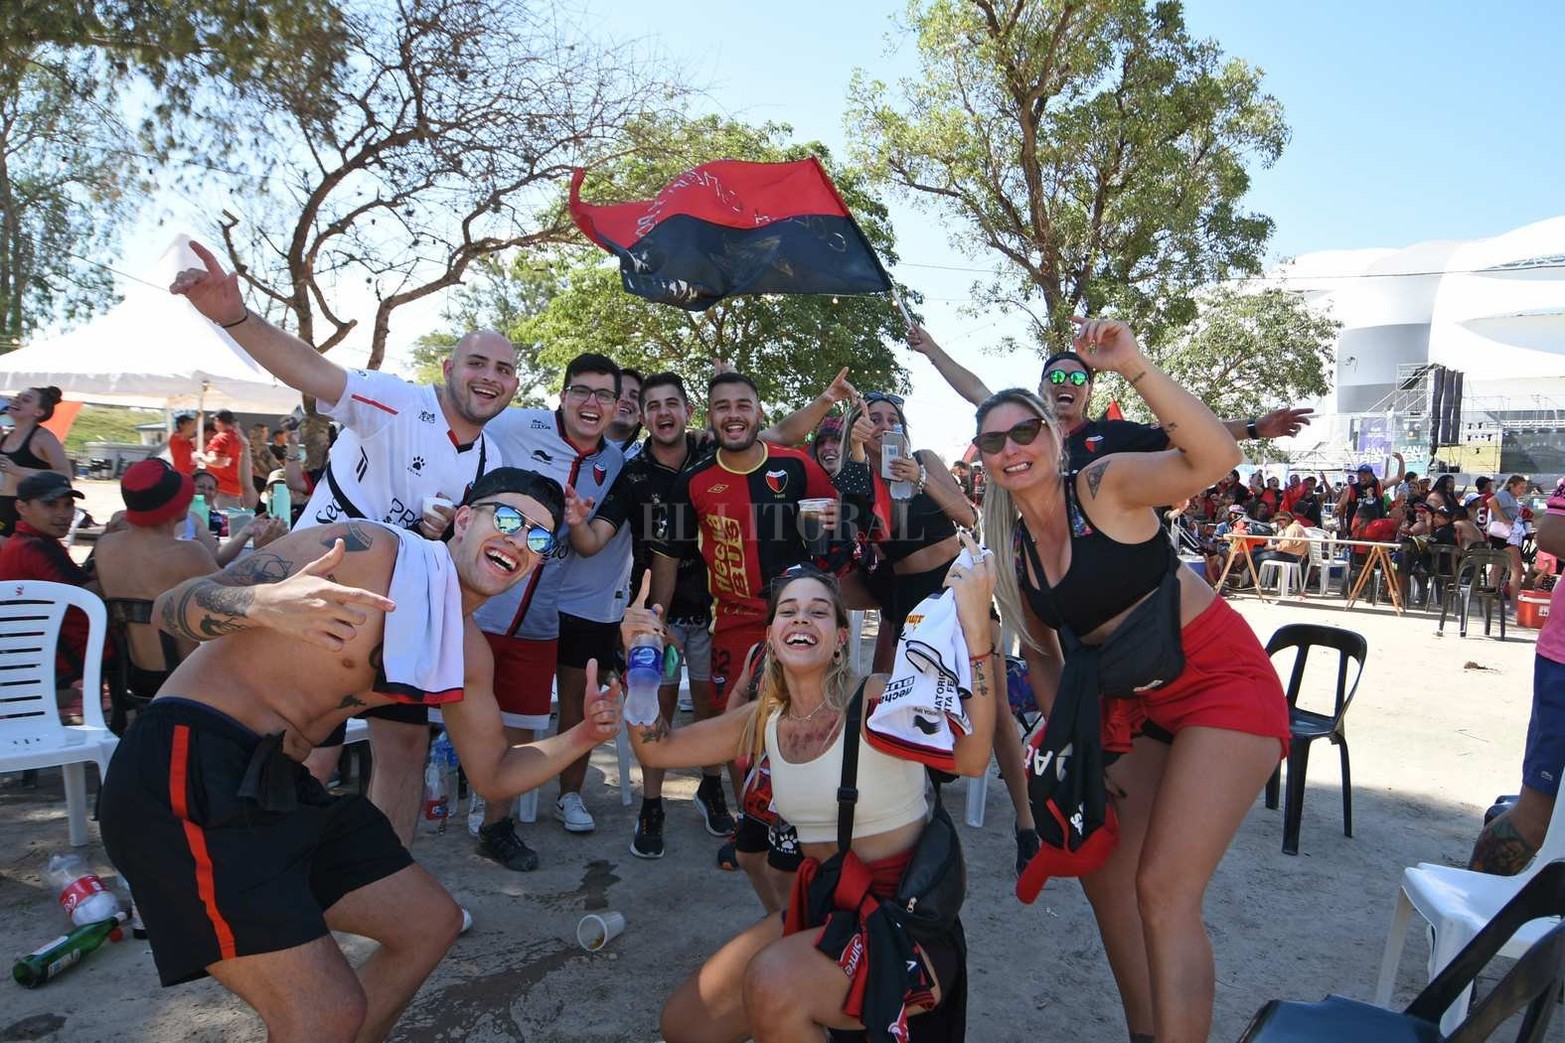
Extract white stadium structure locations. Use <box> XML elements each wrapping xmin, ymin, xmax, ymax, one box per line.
<box><xmin>1269</xmin><ymin>216</ymin><xmax>1565</xmax><ymax>481</ymax></box>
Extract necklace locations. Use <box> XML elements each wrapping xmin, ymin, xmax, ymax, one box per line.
<box><xmin>784</xmin><ymin>699</ymin><xmax>835</xmax><ymax>722</ymax></box>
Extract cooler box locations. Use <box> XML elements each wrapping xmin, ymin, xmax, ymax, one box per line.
<box><xmin>1517</xmin><ymin>589</ymin><xmax>1551</xmax><ymax>629</ymax></box>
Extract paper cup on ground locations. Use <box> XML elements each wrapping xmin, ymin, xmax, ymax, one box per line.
<box><xmin>577</xmin><ymin>911</ymin><xmax>626</xmax><ymax>951</ymax></box>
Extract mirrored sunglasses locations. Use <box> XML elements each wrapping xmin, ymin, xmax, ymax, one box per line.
<box><xmin>472</xmin><ymin>502</ymin><xmax>555</xmax><ymax>554</ymax></box>
<box><xmin>973</xmin><ymin>417</ymin><xmax>1047</xmax><ymax>455</ymax></box>
<box><xmin>1046</xmin><ymin>369</ymin><xmax>1089</xmax><ymax>387</ymax></box>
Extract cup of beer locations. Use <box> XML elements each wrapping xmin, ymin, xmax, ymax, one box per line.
<box><xmin>798</xmin><ymin>497</ymin><xmax>833</xmax><ymax>556</ymax></box>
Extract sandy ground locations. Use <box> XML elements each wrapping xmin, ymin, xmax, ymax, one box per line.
<box><xmin>0</xmin><ymin>485</ymin><xmax>1553</xmax><ymax>1040</ymax></box>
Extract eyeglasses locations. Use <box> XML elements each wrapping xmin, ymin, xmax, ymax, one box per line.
<box><xmin>471</xmin><ymin>502</ymin><xmax>556</xmax><ymax>554</ymax></box>
<box><xmin>564</xmin><ymin>385</ymin><xmax>617</xmax><ymax>406</ymax></box>
<box><xmin>863</xmin><ymin>391</ymin><xmax>904</xmax><ymax>406</ymax></box>
<box><xmin>972</xmin><ymin>417</ymin><xmax>1047</xmax><ymax>455</ymax></box>
<box><xmin>1046</xmin><ymin>369</ymin><xmax>1089</xmax><ymax>387</ymax></box>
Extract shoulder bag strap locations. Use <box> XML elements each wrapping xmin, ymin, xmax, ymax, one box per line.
<box><xmin>322</xmin><ymin>461</ymin><xmax>368</xmax><ymax>520</ymax></box>
<box><xmin>837</xmin><ymin>680</ymin><xmax>867</xmax><ymax>854</ymax></box>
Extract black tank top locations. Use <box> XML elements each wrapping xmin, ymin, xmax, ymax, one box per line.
<box><xmin>880</xmin><ymin>488</ymin><xmax>959</xmax><ymax>565</ymax></box>
<box><xmin>1016</xmin><ymin>470</ymin><xmax>1178</xmax><ymax>636</ymax></box>
<box><xmin>1</xmin><ymin>425</ymin><xmax>51</xmax><ymax>470</ymax></box>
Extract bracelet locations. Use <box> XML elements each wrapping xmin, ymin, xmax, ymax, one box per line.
<box><xmin>1245</xmin><ymin>419</ymin><xmax>1259</xmax><ymax>440</ymax></box>
<box><xmin>967</xmin><ymin>648</ymin><xmax>995</xmax><ymax>663</ymax></box>
<box><xmin>220</xmin><ymin>308</ymin><xmax>250</xmax><ymax>330</ymax></box>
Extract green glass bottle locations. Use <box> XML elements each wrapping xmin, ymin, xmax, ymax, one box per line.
<box><xmin>12</xmin><ymin>913</ymin><xmax>125</xmax><ymax>988</ymax></box>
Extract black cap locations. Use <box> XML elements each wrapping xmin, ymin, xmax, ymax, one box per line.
<box><xmin>462</xmin><ymin>467</ymin><xmax>564</xmax><ymax>529</ymax></box>
<box><xmin>17</xmin><ymin>471</ymin><xmax>83</xmax><ymax>503</ymax></box>
<box><xmin>1356</xmin><ymin>464</ymin><xmax>1375</xmax><ymax>473</ymax></box>
<box><xmin>174</xmin><ymin>412</ymin><xmax>195</xmax><ymax>425</ymax></box>
<box><xmin>214</xmin><ymin>409</ymin><xmax>236</xmax><ymax>424</ymax></box>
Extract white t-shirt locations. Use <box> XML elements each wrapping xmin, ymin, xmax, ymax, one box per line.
<box><xmin>298</xmin><ymin>370</ymin><xmax>493</xmax><ymax>531</ymax></box>
<box><xmin>474</xmin><ymin>408</ymin><xmax>624</xmax><ymax>640</ymax></box>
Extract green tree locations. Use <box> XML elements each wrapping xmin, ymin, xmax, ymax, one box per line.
<box><xmin>1101</xmin><ymin>285</ymin><xmax>1338</xmax><ymax>429</ymax></box>
<box><xmin>501</xmin><ymin>116</ymin><xmax>913</xmax><ymax>416</ymax></box>
<box><xmin>0</xmin><ymin>55</ymin><xmax>135</xmax><ymax>348</ymax></box>
<box><xmin>847</xmin><ymin>0</ymin><xmax>1288</xmax><ymax>355</ymax></box>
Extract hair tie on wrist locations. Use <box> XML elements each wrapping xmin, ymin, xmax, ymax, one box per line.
<box><xmin>1245</xmin><ymin>419</ymin><xmax>1259</xmax><ymax>440</ymax></box>
<box><xmin>220</xmin><ymin>308</ymin><xmax>250</xmax><ymax>330</ymax></box>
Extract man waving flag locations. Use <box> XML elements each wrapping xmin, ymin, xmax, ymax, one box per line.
<box><xmin>568</xmin><ymin>159</ymin><xmax>893</xmax><ymax>311</ymax></box>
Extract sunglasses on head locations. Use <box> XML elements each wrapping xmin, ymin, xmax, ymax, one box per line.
<box><xmin>1046</xmin><ymin>369</ymin><xmax>1089</xmax><ymax>387</ymax></box>
<box><xmin>863</xmin><ymin>391</ymin><xmax>904</xmax><ymax>406</ymax></box>
<box><xmin>972</xmin><ymin>417</ymin><xmax>1047</xmax><ymax>455</ymax></box>
<box><xmin>470</xmin><ymin>502</ymin><xmax>555</xmax><ymax>554</ymax></box>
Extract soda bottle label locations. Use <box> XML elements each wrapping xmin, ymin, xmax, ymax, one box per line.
<box><xmin>45</xmin><ymin>951</ymin><xmax>83</xmax><ymax>978</ymax></box>
<box><xmin>627</xmin><ymin>644</ymin><xmax>659</xmax><ymax>673</ymax></box>
<box><xmin>58</xmin><ymin>875</ymin><xmax>105</xmax><ymax>916</ymax></box>
<box><xmin>423</xmin><ymin>798</ymin><xmax>448</xmax><ymax>821</ymax></box>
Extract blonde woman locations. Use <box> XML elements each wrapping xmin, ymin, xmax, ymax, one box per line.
<box><xmin>625</xmin><ymin>541</ymin><xmax>996</xmax><ymax>1043</ymax></box>
<box><xmin>976</xmin><ymin>319</ymin><xmax>1288</xmax><ymax>1043</ymax></box>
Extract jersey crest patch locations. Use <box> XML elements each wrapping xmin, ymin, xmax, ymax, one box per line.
<box><xmin>593</xmin><ymin>462</ymin><xmax>607</xmax><ymax>485</ymax></box>
<box><xmin>1085</xmin><ymin>435</ymin><xmax>1104</xmax><ymax>453</ymax></box>
<box><xmin>765</xmin><ymin>468</ymin><xmax>788</xmax><ymax>495</ymax></box>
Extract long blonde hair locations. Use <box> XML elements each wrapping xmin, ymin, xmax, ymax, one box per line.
<box><xmin>739</xmin><ymin>567</ymin><xmax>859</xmax><ymax>763</ymax></box>
<box><xmin>976</xmin><ymin>388</ymin><xmax>1067</xmax><ymax>654</ymax></box>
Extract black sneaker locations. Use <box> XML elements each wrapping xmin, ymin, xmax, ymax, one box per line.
<box><xmin>477</xmin><ymin>816</ymin><xmax>539</xmax><ymax>872</ymax></box>
<box><xmin>631</xmin><ymin>802</ymin><xmax>666</xmax><ymax>859</ymax></box>
<box><xmin>694</xmin><ymin>777</ymin><xmax>736</xmax><ymax>836</ymax></box>
<box><xmin>1015</xmin><ymin>827</ymin><xmax>1041</xmax><ymax>878</ymax></box>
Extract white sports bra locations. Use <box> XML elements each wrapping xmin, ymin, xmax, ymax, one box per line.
<box><xmin>765</xmin><ymin>708</ymin><xmax>927</xmax><ymax>844</ymax></box>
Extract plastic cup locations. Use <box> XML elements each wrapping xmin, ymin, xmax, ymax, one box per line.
<box><xmin>798</xmin><ymin>497</ymin><xmax>833</xmax><ymax>555</ymax></box>
<box><xmin>422</xmin><ymin>495</ymin><xmax>454</xmax><ymax>517</ymax></box>
<box><xmin>576</xmin><ymin>911</ymin><xmax>626</xmax><ymax>951</ymax></box>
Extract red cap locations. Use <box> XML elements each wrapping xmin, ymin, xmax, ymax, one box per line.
<box><xmin>1015</xmin><ymin>803</ymin><xmax>1120</xmax><ymax>904</ymax></box>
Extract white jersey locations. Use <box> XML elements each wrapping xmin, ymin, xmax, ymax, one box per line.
<box><xmin>475</xmin><ymin>407</ymin><xmax>624</xmax><ymax>640</ymax></box>
<box><xmin>298</xmin><ymin>370</ymin><xmax>493</xmax><ymax>531</ymax></box>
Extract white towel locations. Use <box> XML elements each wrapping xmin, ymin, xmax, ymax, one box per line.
<box><xmin>374</xmin><ymin>525</ymin><xmax>466</xmax><ymax>705</ymax></box>
<box><xmin>866</xmin><ymin>546</ymin><xmax>989</xmax><ymax>769</ymax></box>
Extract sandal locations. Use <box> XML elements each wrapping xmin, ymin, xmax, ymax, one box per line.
<box><xmin>715</xmin><ymin>839</ymin><xmax>739</xmax><ymax>871</ymax></box>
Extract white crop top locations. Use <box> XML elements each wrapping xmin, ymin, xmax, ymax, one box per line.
<box><xmin>765</xmin><ymin>709</ymin><xmax>928</xmax><ymax>844</ymax></box>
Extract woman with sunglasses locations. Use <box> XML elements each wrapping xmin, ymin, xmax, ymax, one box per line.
<box><xmin>624</xmin><ymin>543</ymin><xmax>997</xmax><ymax>1043</ymax></box>
<box><xmin>976</xmin><ymin>319</ymin><xmax>1288</xmax><ymax>1043</ymax></box>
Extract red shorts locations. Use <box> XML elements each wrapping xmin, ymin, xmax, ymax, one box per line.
<box><xmin>485</xmin><ymin>633</ymin><xmax>557</xmax><ymax>731</ymax></box>
<box><xmin>1102</xmin><ymin>597</ymin><xmax>1289</xmax><ymax>757</ymax></box>
<box><xmin>710</xmin><ymin>617</ymin><xmax>767</xmax><ymax>713</ymax></box>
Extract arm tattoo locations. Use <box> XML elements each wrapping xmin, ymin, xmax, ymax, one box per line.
<box><xmin>1128</xmin><ymin>370</ymin><xmax>1148</xmax><ymax>387</ymax></box>
<box><xmin>158</xmin><ymin>551</ymin><xmax>292</xmax><ymax>642</ymax></box>
<box><xmin>973</xmin><ymin>668</ymin><xmax>990</xmax><ymax>700</ymax></box>
<box><xmin>1469</xmin><ymin>815</ymin><xmax>1538</xmax><ymax>875</ymax></box>
<box><xmin>1084</xmin><ymin>460</ymin><xmax>1109</xmax><ymax>500</ymax></box>
<box><xmin>331</xmin><ymin>522</ymin><xmax>376</xmax><ymax>552</ymax></box>
<box><xmin>337</xmin><ymin>694</ymin><xmax>367</xmax><ymax>710</ymax></box>
<box><xmin>637</xmin><ymin>718</ymin><xmax>670</xmax><ymax>744</ymax></box>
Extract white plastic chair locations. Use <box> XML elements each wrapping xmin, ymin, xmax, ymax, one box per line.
<box><xmin>0</xmin><ymin>581</ymin><xmax>116</xmax><ymax>846</ymax></box>
<box><xmin>1257</xmin><ymin>556</ymin><xmax>1305</xmax><ymax>598</ymax></box>
<box><xmin>1374</xmin><ymin>783</ymin><xmax>1565</xmax><ymax>1033</ymax></box>
<box><xmin>1305</xmin><ymin>528</ymin><xmax>1350</xmax><ymax>595</ymax></box>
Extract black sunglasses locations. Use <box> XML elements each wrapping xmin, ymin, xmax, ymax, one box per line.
<box><xmin>471</xmin><ymin>502</ymin><xmax>555</xmax><ymax>554</ymax></box>
<box><xmin>972</xmin><ymin>417</ymin><xmax>1047</xmax><ymax>455</ymax></box>
<box><xmin>1046</xmin><ymin>369</ymin><xmax>1089</xmax><ymax>387</ymax></box>
<box><xmin>863</xmin><ymin>391</ymin><xmax>904</xmax><ymax>406</ymax></box>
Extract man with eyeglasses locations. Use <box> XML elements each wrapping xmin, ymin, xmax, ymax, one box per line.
<box><xmin>100</xmin><ymin>467</ymin><xmax>626</xmax><ymax>1041</ymax></box>
<box><xmin>475</xmin><ymin>353</ymin><xmax>629</xmax><ymax>864</ymax></box>
<box><xmin>170</xmin><ymin>241</ymin><xmax>520</xmax><ymax>873</ymax></box>
<box><xmin>907</xmin><ymin>324</ymin><xmax>1314</xmax><ymax>469</ymax></box>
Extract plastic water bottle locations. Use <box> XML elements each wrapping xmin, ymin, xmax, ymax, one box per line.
<box><xmin>191</xmin><ymin>493</ymin><xmax>209</xmax><ymax>529</ymax></box>
<box><xmin>267</xmin><ymin>480</ymin><xmax>291</xmax><ymax>525</ymax></box>
<box><xmin>12</xmin><ymin>912</ymin><xmax>126</xmax><ymax>988</ymax></box>
<box><xmin>467</xmin><ymin>792</ymin><xmax>487</xmax><ymax>837</ymax></box>
<box><xmin>883</xmin><ymin>424</ymin><xmax>914</xmax><ymax>500</ymax></box>
<box><xmin>624</xmin><ymin>633</ymin><xmax>662</xmax><ymax>726</ymax></box>
<box><xmin>46</xmin><ymin>854</ymin><xmax>122</xmax><ymax>927</ymax></box>
<box><xmin>420</xmin><ymin>746</ymin><xmax>451</xmax><ymax>835</ymax></box>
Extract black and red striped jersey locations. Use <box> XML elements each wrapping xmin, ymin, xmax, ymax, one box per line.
<box><xmin>653</xmin><ymin>443</ymin><xmax>837</xmax><ymax>621</ymax></box>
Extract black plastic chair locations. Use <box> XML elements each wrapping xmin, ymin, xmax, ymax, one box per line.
<box><xmin>1422</xmin><ymin>543</ymin><xmax>1467</xmax><ymax>614</ymax></box>
<box><xmin>1263</xmin><ymin>624</ymin><xmax>1368</xmax><ymax>855</ymax></box>
<box><xmin>1438</xmin><ymin>548</ymin><xmax>1513</xmax><ymax>640</ymax></box>
<box><xmin>1237</xmin><ymin>859</ymin><xmax>1565</xmax><ymax>1042</ymax></box>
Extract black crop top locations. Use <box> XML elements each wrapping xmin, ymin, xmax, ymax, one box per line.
<box><xmin>1</xmin><ymin>425</ymin><xmax>52</xmax><ymax>470</ymax></box>
<box><xmin>1016</xmin><ymin>470</ymin><xmax>1179</xmax><ymax>637</ymax></box>
<box><xmin>879</xmin><ymin>485</ymin><xmax>959</xmax><ymax>566</ymax></box>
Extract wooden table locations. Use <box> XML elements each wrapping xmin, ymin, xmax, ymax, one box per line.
<box><xmin>1215</xmin><ymin>532</ymin><xmax>1404</xmax><ymax>614</ymax></box>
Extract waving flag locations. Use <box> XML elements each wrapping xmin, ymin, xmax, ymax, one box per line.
<box><xmin>568</xmin><ymin>159</ymin><xmax>893</xmax><ymax>311</ymax></box>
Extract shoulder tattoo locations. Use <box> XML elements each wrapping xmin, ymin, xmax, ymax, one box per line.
<box><xmin>1083</xmin><ymin>460</ymin><xmax>1110</xmax><ymax>500</ymax></box>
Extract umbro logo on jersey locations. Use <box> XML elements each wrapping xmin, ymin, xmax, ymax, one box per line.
<box><xmin>764</xmin><ymin>469</ymin><xmax>788</xmax><ymax>495</ymax></box>
<box><xmin>592</xmin><ymin>463</ymin><xmax>607</xmax><ymax>485</ymax></box>
<box><xmin>531</xmin><ymin>449</ymin><xmax>554</xmax><ymax>464</ymax></box>
<box><xmin>419</xmin><ymin>409</ymin><xmax>436</xmax><ymax>423</ymax></box>
<box><xmin>408</xmin><ymin>456</ymin><xmax>426</xmax><ymax>474</ymax></box>
<box><xmin>355</xmin><ymin>449</ymin><xmax>369</xmax><ymax>482</ymax></box>
<box><xmin>708</xmin><ymin>483</ymin><xmax>728</xmax><ymax>494</ymax></box>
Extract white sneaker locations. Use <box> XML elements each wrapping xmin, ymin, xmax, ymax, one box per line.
<box><xmin>554</xmin><ymin>792</ymin><xmax>595</xmax><ymax>833</ymax></box>
<box><xmin>459</xmin><ymin>907</ymin><xmax>473</xmax><ymax>935</ymax></box>
<box><xmin>677</xmin><ymin>691</ymin><xmax>694</xmax><ymax>713</ymax></box>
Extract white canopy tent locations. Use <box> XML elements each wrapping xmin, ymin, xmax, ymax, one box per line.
<box><xmin>0</xmin><ymin>283</ymin><xmax>300</xmax><ymax>415</ymax></box>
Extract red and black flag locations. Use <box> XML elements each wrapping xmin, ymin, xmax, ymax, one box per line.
<box><xmin>568</xmin><ymin>159</ymin><xmax>893</xmax><ymax>311</ymax></box>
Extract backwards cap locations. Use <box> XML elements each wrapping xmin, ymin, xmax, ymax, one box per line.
<box><xmin>462</xmin><ymin>467</ymin><xmax>565</xmax><ymax>530</ymax></box>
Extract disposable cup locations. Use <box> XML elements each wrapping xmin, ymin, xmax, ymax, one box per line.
<box><xmin>576</xmin><ymin>911</ymin><xmax>626</xmax><ymax>951</ymax></box>
<box><xmin>422</xmin><ymin>495</ymin><xmax>454</xmax><ymax>517</ymax></box>
<box><xmin>798</xmin><ymin>498</ymin><xmax>833</xmax><ymax>555</ymax></box>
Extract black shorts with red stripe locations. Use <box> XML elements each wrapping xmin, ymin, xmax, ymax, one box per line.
<box><xmin>99</xmin><ymin>698</ymin><xmax>412</xmax><ymax>987</ymax></box>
